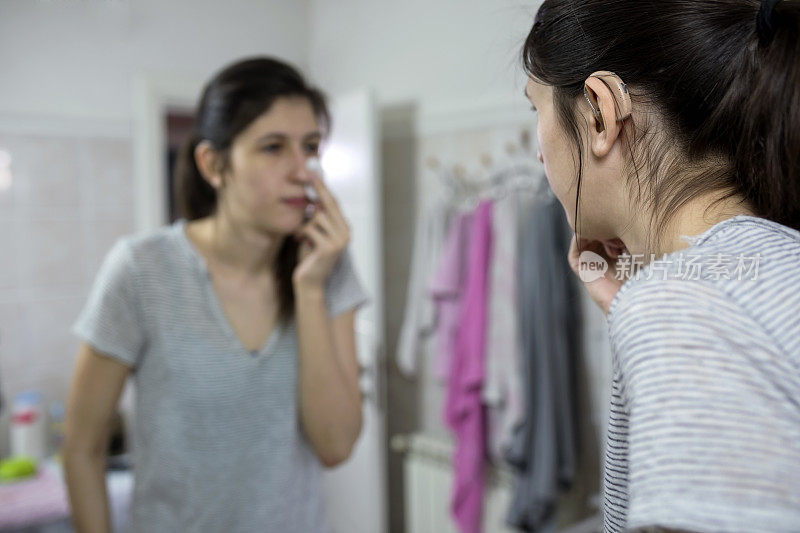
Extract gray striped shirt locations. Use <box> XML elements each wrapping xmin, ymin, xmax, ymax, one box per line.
<box><xmin>71</xmin><ymin>218</ymin><xmax>369</xmax><ymax>533</ymax></box>
<box><xmin>602</xmin><ymin>214</ymin><xmax>800</xmax><ymax>532</ymax></box>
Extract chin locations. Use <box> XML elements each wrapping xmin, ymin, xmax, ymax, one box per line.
<box><xmin>250</xmin><ymin>218</ymin><xmax>294</xmax><ymax>239</ymax></box>
<box><xmin>279</xmin><ymin>219</ymin><xmax>306</xmax><ymax>238</ymax></box>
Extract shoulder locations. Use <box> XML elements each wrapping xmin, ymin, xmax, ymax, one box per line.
<box><xmin>103</xmin><ymin>222</ymin><xmax>186</xmax><ymax>278</ymax></box>
<box><xmin>121</xmin><ymin>222</ymin><xmax>183</xmax><ymax>261</ymax></box>
<box><xmin>608</xmin><ymin>277</ymin><xmax>780</xmax><ymax>403</ymax></box>
<box><xmin>609</xmin><ymin>214</ymin><xmax>800</xmax><ymax>350</ymax></box>
<box><xmin>609</xmin><ymin>277</ymin><xmax>747</xmax><ymax>342</ymax></box>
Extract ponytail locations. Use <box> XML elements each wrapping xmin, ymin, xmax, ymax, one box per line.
<box><xmin>732</xmin><ymin>0</ymin><xmax>800</xmax><ymax>230</ymax></box>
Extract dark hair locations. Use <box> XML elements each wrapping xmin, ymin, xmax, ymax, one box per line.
<box><xmin>174</xmin><ymin>56</ymin><xmax>331</xmax><ymax>323</ymax></box>
<box><xmin>522</xmin><ymin>0</ymin><xmax>800</xmax><ymax>255</ymax></box>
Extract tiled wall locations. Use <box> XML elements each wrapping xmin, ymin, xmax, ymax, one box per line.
<box><xmin>0</xmin><ymin>132</ymin><xmax>135</xmax><ymax>457</ymax></box>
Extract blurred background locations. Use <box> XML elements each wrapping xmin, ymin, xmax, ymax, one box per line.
<box><xmin>0</xmin><ymin>1</ymin><xmax>613</xmax><ymax>531</ymax></box>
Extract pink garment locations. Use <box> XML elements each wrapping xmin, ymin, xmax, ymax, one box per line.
<box><xmin>430</xmin><ymin>210</ymin><xmax>475</xmax><ymax>381</ymax></box>
<box><xmin>0</xmin><ymin>464</ymin><xmax>70</xmax><ymax>529</ymax></box>
<box><xmin>444</xmin><ymin>200</ymin><xmax>493</xmax><ymax>533</ymax></box>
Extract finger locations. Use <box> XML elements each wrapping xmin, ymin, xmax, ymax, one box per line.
<box><xmin>581</xmin><ymin>239</ymin><xmax>605</xmax><ymax>257</ymax></box>
<box><xmin>316</xmin><ymin>209</ymin><xmax>351</xmax><ymax>245</ymax></box>
<box><xmin>577</xmin><ymin>236</ymin><xmax>602</xmax><ymax>253</ymax></box>
<box><xmin>311</xmin><ymin>211</ymin><xmax>340</xmax><ymax>240</ymax></box>
<box><xmin>603</xmin><ymin>242</ymin><xmax>619</xmax><ymax>259</ymax></box>
<box><xmin>301</xmin><ymin>223</ymin><xmax>328</xmax><ymax>249</ymax></box>
<box><xmin>602</xmin><ymin>238</ymin><xmax>627</xmax><ymax>259</ymax></box>
<box><xmin>309</xmin><ymin>175</ymin><xmax>347</xmax><ymax>226</ymax></box>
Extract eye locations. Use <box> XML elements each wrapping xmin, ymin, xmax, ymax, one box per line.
<box><xmin>304</xmin><ymin>142</ymin><xmax>320</xmax><ymax>154</ymax></box>
<box><xmin>261</xmin><ymin>143</ymin><xmax>282</xmax><ymax>153</ymax></box>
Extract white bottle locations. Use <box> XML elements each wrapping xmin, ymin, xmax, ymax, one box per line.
<box><xmin>11</xmin><ymin>390</ymin><xmax>47</xmax><ymax>461</ymax></box>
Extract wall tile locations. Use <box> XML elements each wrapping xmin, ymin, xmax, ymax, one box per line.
<box><xmin>0</xmin><ymin>217</ymin><xmax>22</xmax><ymax>291</ymax></box>
<box><xmin>18</xmin><ymin>136</ymin><xmax>83</xmax><ymax>208</ymax></box>
<box><xmin>82</xmin><ymin>137</ymin><xmax>135</xmax><ymax>219</ymax></box>
<box><xmin>20</xmin><ymin>217</ymin><xmax>87</xmax><ymax>288</ymax></box>
<box><xmin>0</xmin><ymin>130</ymin><xmax>136</xmax><ymax>459</ymax></box>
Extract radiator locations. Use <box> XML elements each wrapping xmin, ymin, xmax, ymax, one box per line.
<box><xmin>391</xmin><ymin>432</ymin><xmax>520</xmax><ymax>533</ymax></box>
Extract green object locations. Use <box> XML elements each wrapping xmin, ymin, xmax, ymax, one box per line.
<box><xmin>0</xmin><ymin>456</ymin><xmax>38</xmax><ymax>481</ymax></box>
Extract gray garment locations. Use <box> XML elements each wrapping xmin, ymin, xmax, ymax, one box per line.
<box><xmin>505</xmin><ymin>194</ymin><xmax>581</xmax><ymax>532</ymax></box>
<box><xmin>603</xmin><ymin>215</ymin><xmax>800</xmax><ymax>532</ymax></box>
<box><xmin>71</xmin><ymin>218</ymin><xmax>370</xmax><ymax>533</ymax></box>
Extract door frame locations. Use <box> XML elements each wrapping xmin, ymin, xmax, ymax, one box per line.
<box><xmin>133</xmin><ymin>71</ymin><xmax>202</xmax><ymax>232</ymax></box>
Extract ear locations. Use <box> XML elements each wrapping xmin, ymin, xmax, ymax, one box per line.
<box><xmin>194</xmin><ymin>140</ymin><xmax>224</xmax><ymax>190</ymax></box>
<box><xmin>583</xmin><ymin>74</ymin><xmax>628</xmax><ymax>158</ymax></box>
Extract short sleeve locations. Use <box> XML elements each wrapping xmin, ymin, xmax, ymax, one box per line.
<box><xmin>611</xmin><ymin>279</ymin><xmax>800</xmax><ymax>532</ymax></box>
<box><xmin>71</xmin><ymin>238</ymin><xmax>145</xmax><ymax>368</ymax></box>
<box><xmin>324</xmin><ymin>248</ymin><xmax>370</xmax><ymax>317</ymax></box>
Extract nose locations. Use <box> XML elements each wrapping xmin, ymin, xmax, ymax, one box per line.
<box><xmin>291</xmin><ymin>149</ymin><xmax>313</xmax><ymax>183</ymax></box>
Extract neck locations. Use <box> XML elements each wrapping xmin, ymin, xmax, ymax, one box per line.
<box><xmin>195</xmin><ymin>210</ymin><xmax>284</xmax><ymax>277</ymax></box>
<box><xmin>618</xmin><ymin>191</ymin><xmax>756</xmax><ymax>261</ymax></box>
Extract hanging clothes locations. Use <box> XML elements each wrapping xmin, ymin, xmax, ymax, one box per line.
<box><xmin>396</xmin><ymin>199</ymin><xmax>452</xmax><ymax>375</ymax></box>
<box><xmin>430</xmin><ymin>209</ymin><xmax>475</xmax><ymax>381</ymax></box>
<box><xmin>444</xmin><ymin>199</ymin><xmax>493</xmax><ymax>533</ymax></box>
<box><xmin>504</xmin><ymin>194</ymin><xmax>581</xmax><ymax>532</ymax></box>
<box><xmin>483</xmin><ymin>192</ymin><xmax>525</xmax><ymax>463</ymax></box>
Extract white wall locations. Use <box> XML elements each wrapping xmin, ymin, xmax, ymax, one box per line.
<box><xmin>0</xmin><ymin>0</ymin><xmax>310</xmax><ymax>124</ymax></box>
<box><xmin>308</xmin><ymin>0</ymin><xmax>538</xmax><ymax>113</ymax></box>
<box><xmin>0</xmin><ymin>0</ymin><xmax>311</xmax><ymax>458</ymax></box>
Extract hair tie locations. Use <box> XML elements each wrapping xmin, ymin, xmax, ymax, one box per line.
<box><xmin>756</xmin><ymin>0</ymin><xmax>782</xmax><ymax>44</ymax></box>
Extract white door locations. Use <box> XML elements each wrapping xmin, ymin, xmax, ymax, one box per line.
<box><xmin>320</xmin><ymin>89</ymin><xmax>387</xmax><ymax>533</ymax></box>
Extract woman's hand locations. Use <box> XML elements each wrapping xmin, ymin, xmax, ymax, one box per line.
<box><xmin>292</xmin><ymin>174</ymin><xmax>351</xmax><ymax>290</ymax></box>
<box><xmin>567</xmin><ymin>234</ymin><xmax>629</xmax><ymax>316</ymax></box>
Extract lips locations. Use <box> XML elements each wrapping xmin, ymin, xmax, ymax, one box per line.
<box><xmin>282</xmin><ymin>197</ymin><xmax>309</xmax><ymax>208</ymax></box>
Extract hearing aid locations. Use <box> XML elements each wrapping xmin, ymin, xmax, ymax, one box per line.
<box><xmin>583</xmin><ymin>71</ymin><xmax>632</xmax><ymax>131</ymax></box>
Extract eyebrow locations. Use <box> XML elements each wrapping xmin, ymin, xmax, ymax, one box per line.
<box><xmin>256</xmin><ymin>131</ymin><xmax>322</xmax><ymax>143</ymax></box>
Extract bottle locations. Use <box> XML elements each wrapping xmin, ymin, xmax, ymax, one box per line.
<box><xmin>10</xmin><ymin>391</ymin><xmax>47</xmax><ymax>461</ymax></box>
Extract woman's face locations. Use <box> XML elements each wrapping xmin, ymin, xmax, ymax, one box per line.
<box><xmin>526</xmin><ymin>77</ymin><xmax>627</xmax><ymax>241</ymax></box>
<box><xmin>218</xmin><ymin>96</ymin><xmax>321</xmax><ymax>236</ymax></box>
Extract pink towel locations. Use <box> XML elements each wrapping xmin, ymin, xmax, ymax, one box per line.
<box><xmin>431</xmin><ymin>211</ymin><xmax>475</xmax><ymax>381</ymax></box>
<box><xmin>0</xmin><ymin>465</ymin><xmax>70</xmax><ymax>528</ymax></box>
<box><xmin>444</xmin><ymin>200</ymin><xmax>493</xmax><ymax>533</ymax></box>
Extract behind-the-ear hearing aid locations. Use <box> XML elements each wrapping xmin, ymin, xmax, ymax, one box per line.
<box><xmin>583</xmin><ymin>70</ymin><xmax>632</xmax><ymax>132</ymax></box>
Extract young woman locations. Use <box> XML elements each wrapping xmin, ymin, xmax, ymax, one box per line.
<box><xmin>522</xmin><ymin>0</ymin><xmax>799</xmax><ymax>531</ymax></box>
<box><xmin>63</xmin><ymin>57</ymin><xmax>368</xmax><ymax>532</ymax></box>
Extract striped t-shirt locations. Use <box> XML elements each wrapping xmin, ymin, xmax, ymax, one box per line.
<box><xmin>71</xmin><ymin>218</ymin><xmax>369</xmax><ymax>533</ymax></box>
<box><xmin>603</xmin><ymin>215</ymin><xmax>800</xmax><ymax>532</ymax></box>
